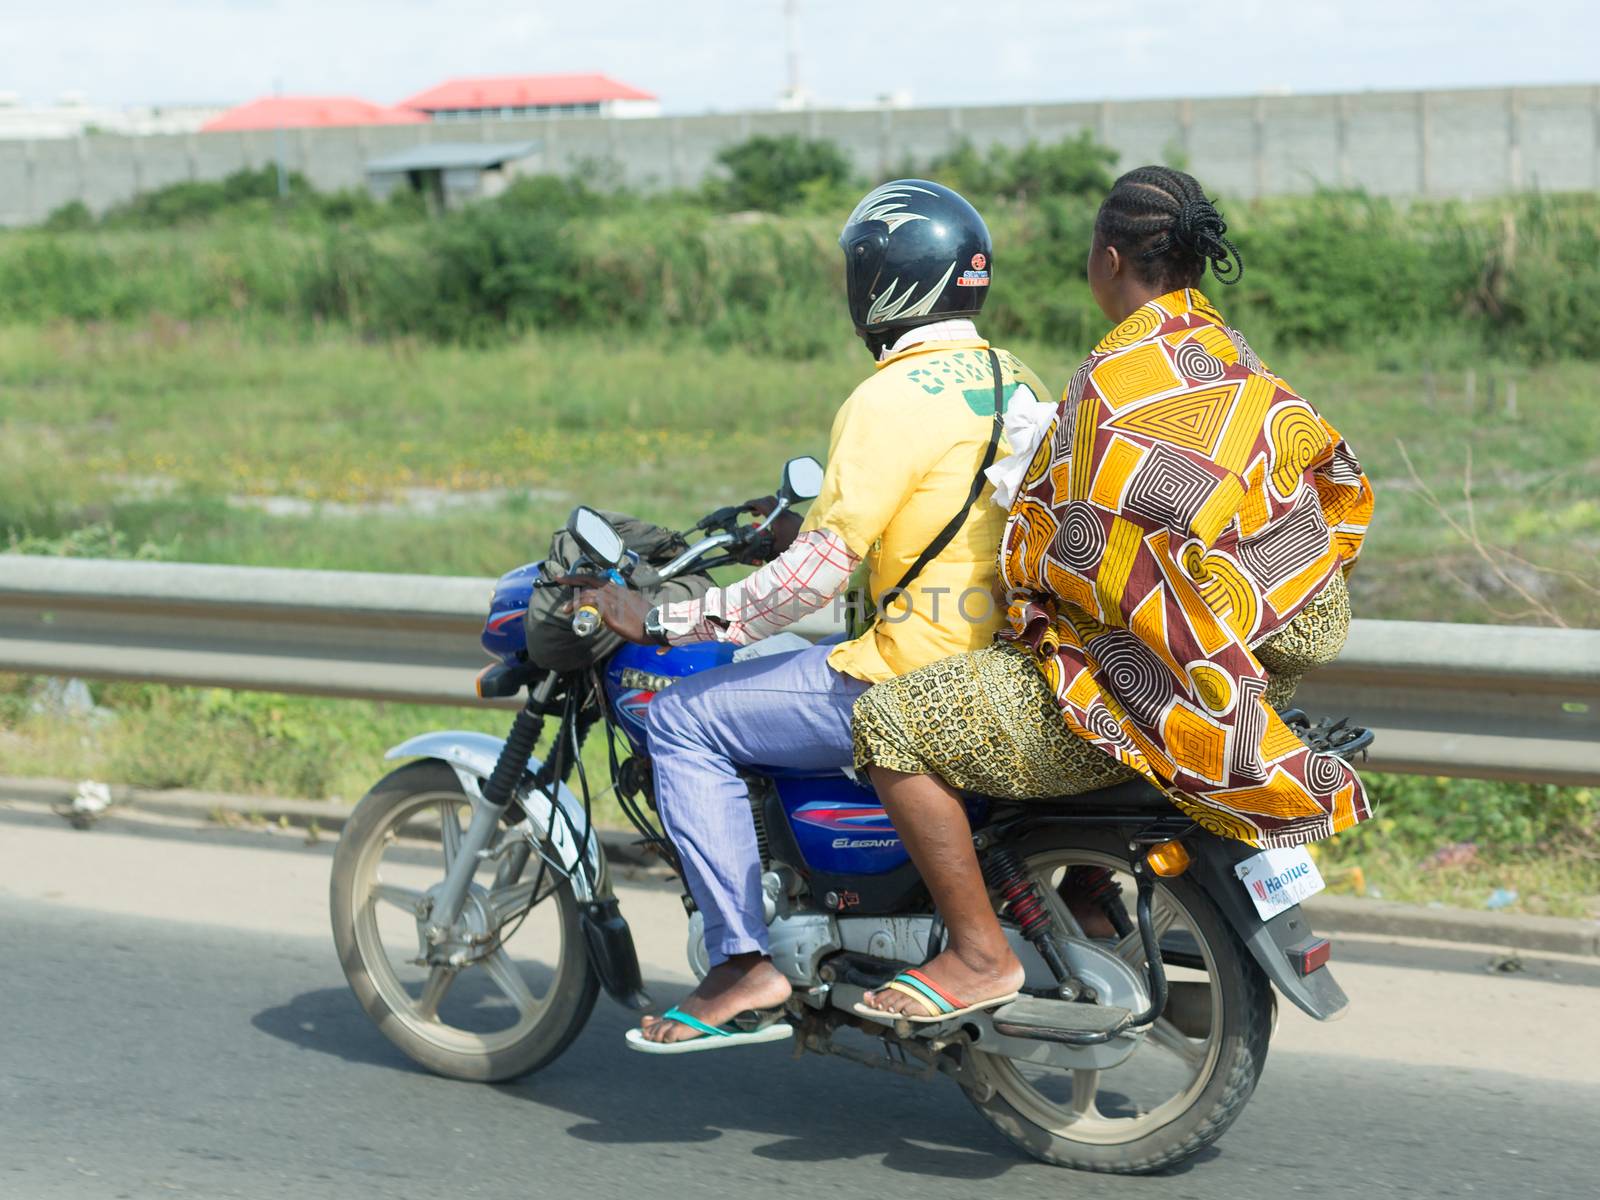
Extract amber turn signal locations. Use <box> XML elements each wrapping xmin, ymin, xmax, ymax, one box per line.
<box><xmin>1146</xmin><ymin>839</ymin><xmax>1192</xmax><ymax>878</ymax></box>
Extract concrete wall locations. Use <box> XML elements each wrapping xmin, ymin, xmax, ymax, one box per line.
<box><xmin>2</xmin><ymin>83</ymin><xmax>1597</xmax><ymax>226</ymax></box>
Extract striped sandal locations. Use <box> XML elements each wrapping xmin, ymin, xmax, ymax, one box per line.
<box><xmin>852</xmin><ymin>968</ymin><xmax>1021</xmax><ymax>1025</ymax></box>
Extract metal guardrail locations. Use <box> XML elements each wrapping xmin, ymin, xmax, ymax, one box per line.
<box><xmin>2</xmin><ymin>555</ymin><xmax>1597</xmax><ymax>786</ymax></box>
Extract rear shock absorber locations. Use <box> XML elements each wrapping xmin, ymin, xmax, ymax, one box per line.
<box><xmin>983</xmin><ymin>847</ymin><xmax>1074</xmax><ymax>992</ymax></box>
<box><xmin>1063</xmin><ymin>865</ymin><xmax>1135</xmax><ymax>939</ymax></box>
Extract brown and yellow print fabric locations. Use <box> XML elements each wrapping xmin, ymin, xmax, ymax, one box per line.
<box><xmin>997</xmin><ymin>289</ymin><xmax>1376</xmax><ymax>848</ymax></box>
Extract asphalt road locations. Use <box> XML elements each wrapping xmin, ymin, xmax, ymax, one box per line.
<box><xmin>2</xmin><ymin>797</ymin><xmax>1598</xmax><ymax>1199</ymax></box>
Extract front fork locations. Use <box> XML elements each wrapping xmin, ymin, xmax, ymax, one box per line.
<box><xmin>425</xmin><ymin>674</ymin><xmax>651</xmax><ymax>1010</ymax></box>
<box><xmin>432</xmin><ymin>675</ymin><xmax>559</xmax><ymax>929</ymax></box>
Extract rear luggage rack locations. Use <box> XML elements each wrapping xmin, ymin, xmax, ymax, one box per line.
<box><xmin>1278</xmin><ymin>709</ymin><xmax>1375</xmax><ymax>761</ymax></box>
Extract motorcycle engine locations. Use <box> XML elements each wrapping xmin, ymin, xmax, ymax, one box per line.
<box><xmin>836</xmin><ymin>915</ymin><xmax>936</xmax><ymax>963</ymax></box>
<box><xmin>685</xmin><ymin>868</ymin><xmax>842</xmax><ymax>986</ymax></box>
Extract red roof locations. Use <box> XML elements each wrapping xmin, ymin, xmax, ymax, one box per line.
<box><xmin>202</xmin><ymin>97</ymin><xmax>427</xmax><ymax>133</ymax></box>
<box><xmin>399</xmin><ymin>73</ymin><xmax>655</xmax><ymax>112</ymax></box>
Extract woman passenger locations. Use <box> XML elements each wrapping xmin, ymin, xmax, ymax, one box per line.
<box><xmin>851</xmin><ymin>166</ymin><xmax>1377</xmax><ymax>1021</ymax></box>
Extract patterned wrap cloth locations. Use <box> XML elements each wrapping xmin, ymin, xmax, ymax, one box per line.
<box><xmin>853</xmin><ymin>567</ymin><xmax>1351</xmax><ymax>802</ymax></box>
<box><xmin>991</xmin><ymin>288</ymin><xmax>1375</xmax><ymax>848</ymax></box>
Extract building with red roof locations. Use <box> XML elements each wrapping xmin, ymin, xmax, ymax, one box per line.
<box><xmin>202</xmin><ymin>96</ymin><xmax>426</xmax><ymax>133</ymax></box>
<box><xmin>398</xmin><ymin>74</ymin><xmax>659</xmax><ymax>122</ymax></box>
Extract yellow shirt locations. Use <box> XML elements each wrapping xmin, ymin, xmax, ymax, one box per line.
<box><xmin>801</xmin><ymin>338</ymin><xmax>1051</xmax><ymax>683</ymax></box>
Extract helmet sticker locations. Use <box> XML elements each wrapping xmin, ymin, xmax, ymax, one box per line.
<box><xmin>971</xmin><ymin>253</ymin><xmax>987</xmax><ymax>270</ymax></box>
<box><xmin>865</xmin><ymin>260</ymin><xmax>958</xmax><ymax>325</ymax></box>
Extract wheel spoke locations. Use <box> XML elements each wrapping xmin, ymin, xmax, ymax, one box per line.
<box><xmin>480</xmin><ymin>949</ymin><xmax>542</xmax><ymax>1017</ymax></box>
<box><xmin>1113</xmin><ymin>892</ymin><xmax>1179</xmax><ymax>965</ymax></box>
<box><xmin>1031</xmin><ymin>868</ymin><xmax>1087</xmax><ymax>939</ymax></box>
<box><xmin>486</xmin><ymin>876</ymin><xmax>560</xmax><ymax>928</ymax></box>
<box><xmin>414</xmin><ymin>965</ymin><xmax>457</xmax><ymax>1021</ymax></box>
<box><xmin>1070</xmin><ymin>1069</ymin><xmax>1101</xmax><ymax>1118</ymax></box>
<box><xmin>487</xmin><ymin>880</ymin><xmax>536</xmax><ymax>926</ymax></box>
<box><xmin>439</xmin><ymin>802</ymin><xmax>463</xmax><ymax>866</ymax></box>
<box><xmin>970</xmin><ymin>851</ymin><xmax>1238</xmax><ymax>1148</ymax></box>
<box><xmin>492</xmin><ymin>842</ymin><xmax>531</xmax><ymax>891</ymax></box>
<box><xmin>371</xmin><ymin>882</ymin><xmax>426</xmax><ymax>914</ymax></box>
<box><xmin>1147</xmin><ymin>1016</ymin><xmax>1208</xmax><ymax>1071</ymax></box>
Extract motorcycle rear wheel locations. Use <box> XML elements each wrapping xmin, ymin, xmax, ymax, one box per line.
<box><xmin>961</xmin><ymin>828</ymin><xmax>1272</xmax><ymax>1173</ymax></box>
<box><xmin>330</xmin><ymin>760</ymin><xmax>599</xmax><ymax>1082</ymax></box>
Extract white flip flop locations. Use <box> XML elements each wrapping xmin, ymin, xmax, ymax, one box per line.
<box><xmin>624</xmin><ymin>1006</ymin><xmax>794</xmax><ymax>1055</ymax></box>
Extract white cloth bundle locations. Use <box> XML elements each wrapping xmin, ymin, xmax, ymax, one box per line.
<box><xmin>984</xmin><ymin>392</ymin><xmax>1057</xmax><ymax>508</ymax></box>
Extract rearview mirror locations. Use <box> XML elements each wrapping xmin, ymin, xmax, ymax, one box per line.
<box><xmin>567</xmin><ymin>506</ymin><xmax>626</xmax><ymax>568</ymax></box>
<box><xmin>778</xmin><ymin>456</ymin><xmax>824</xmax><ymax>504</ymax></box>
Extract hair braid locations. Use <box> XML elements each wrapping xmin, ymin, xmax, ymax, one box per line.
<box><xmin>1095</xmin><ymin>166</ymin><xmax>1243</xmax><ymax>288</ymax></box>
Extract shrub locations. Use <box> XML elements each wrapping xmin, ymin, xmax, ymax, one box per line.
<box><xmin>1327</xmin><ymin>775</ymin><xmax>1597</xmax><ymax>858</ymax></box>
<box><xmin>98</xmin><ymin>165</ymin><xmax>303</xmax><ymax>228</ymax></box>
<box><xmin>711</xmin><ymin>135</ymin><xmax>855</xmax><ymax>213</ymax></box>
<box><xmin>42</xmin><ymin>200</ymin><xmax>93</xmax><ymax>232</ymax></box>
<box><xmin>497</xmin><ymin>172</ymin><xmax>615</xmax><ymax>219</ymax></box>
<box><xmin>5</xmin><ymin>521</ymin><xmax>171</xmax><ymax>560</ymax></box>
<box><xmin>1000</xmin><ymin>132</ymin><xmax>1119</xmax><ymax>201</ymax></box>
<box><xmin>929</xmin><ymin>132</ymin><xmax>1117</xmax><ymax>202</ymax></box>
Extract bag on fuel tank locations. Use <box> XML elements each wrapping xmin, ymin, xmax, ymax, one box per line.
<box><xmin>525</xmin><ymin>510</ymin><xmax>714</xmax><ymax>671</ymax></box>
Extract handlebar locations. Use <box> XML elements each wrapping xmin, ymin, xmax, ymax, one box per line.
<box><xmin>544</xmin><ymin>499</ymin><xmax>792</xmax><ymax>636</ymax></box>
<box><xmin>656</xmin><ymin>531</ymin><xmax>738</xmax><ymax>581</ymax></box>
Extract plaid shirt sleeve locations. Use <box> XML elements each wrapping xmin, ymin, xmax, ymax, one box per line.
<box><xmin>656</xmin><ymin>528</ymin><xmax>860</xmax><ymax>646</ymax></box>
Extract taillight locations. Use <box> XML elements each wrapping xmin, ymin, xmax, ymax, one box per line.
<box><xmin>1286</xmin><ymin>936</ymin><xmax>1332</xmax><ymax>975</ymax></box>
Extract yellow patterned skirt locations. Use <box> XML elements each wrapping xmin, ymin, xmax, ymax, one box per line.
<box><xmin>852</xmin><ymin>571</ymin><xmax>1351</xmax><ymax>799</ymax></box>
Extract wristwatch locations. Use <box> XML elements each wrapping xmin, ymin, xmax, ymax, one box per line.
<box><xmin>642</xmin><ymin>605</ymin><xmax>672</xmax><ymax>647</ymax></box>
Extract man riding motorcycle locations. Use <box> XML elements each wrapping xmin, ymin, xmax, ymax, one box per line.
<box><xmin>571</xmin><ymin>179</ymin><xmax>1052</xmax><ymax>1050</ymax></box>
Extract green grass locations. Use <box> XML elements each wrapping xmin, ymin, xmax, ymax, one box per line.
<box><xmin>1315</xmin><ymin>773</ymin><xmax>1600</xmax><ymax>919</ymax></box>
<box><xmin>0</xmin><ymin>321</ymin><xmax>854</xmax><ymax>562</ymax></box>
<box><xmin>4</xmin><ymin>320</ymin><xmax>1596</xmax><ymax>621</ymax></box>
<box><xmin>0</xmin><ymin>678</ymin><xmax>506</xmax><ymax>803</ymax></box>
<box><xmin>1316</xmin><ymin>829</ymin><xmax>1600</xmax><ymax>921</ymax></box>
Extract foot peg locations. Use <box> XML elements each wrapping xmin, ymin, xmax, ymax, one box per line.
<box><xmin>990</xmin><ymin>997</ymin><xmax>1132</xmax><ymax>1043</ymax></box>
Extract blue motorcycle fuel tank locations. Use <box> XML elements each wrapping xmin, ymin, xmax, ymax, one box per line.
<box><xmin>604</xmin><ymin>641</ymin><xmax>739</xmax><ymax>748</ymax></box>
<box><xmin>604</xmin><ymin>642</ymin><xmax>985</xmax><ymax>877</ymax></box>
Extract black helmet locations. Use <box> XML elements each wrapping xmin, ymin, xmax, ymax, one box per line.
<box><xmin>840</xmin><ymin>179</ymin><xmax>993</xmax><ymax>339</ymax></box>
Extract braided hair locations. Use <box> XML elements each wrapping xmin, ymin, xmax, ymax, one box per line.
<box><xmin>1094</xmin><ymin>166</ymin><xmax>1242</xmax><ymax>289</ymax></box>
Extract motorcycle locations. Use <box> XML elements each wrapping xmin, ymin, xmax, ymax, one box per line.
<box><xmin>329</xmin><ymin>455</ymin><xmax>1373</xmax><ymax>1173</ymax></box>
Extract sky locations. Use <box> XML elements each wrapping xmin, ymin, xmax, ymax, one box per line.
<box><xmin>0</xmin><ymin>0</ymin><xmax>1593</xmax><ymax>112</ymax></box>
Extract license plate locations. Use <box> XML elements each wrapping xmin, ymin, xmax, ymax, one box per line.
<box><xmin>1234</xmin><ymin>846</ymin><xmax>1325</xmax><ymax>921</ymax></box>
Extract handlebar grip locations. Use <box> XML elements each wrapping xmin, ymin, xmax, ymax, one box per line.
<box><xmin>571</xmin><ymin>605</ymin><xmax>602</xmax><ymax>636</ymax></box>
<box><xmin>734</xmin><ymin>525</ymin><xmax>775</xmax><ymax>563</ymax></box>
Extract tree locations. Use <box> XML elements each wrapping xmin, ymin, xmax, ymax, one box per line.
<box><xmin>928</xmin><ymin>131</ymin><xmax>1117</xmax><ymax>203</ymax></box>
<box><xmin>712</xmin><ymin>135</ymin><xmax>853</xmax><ymax>213</ymax></box>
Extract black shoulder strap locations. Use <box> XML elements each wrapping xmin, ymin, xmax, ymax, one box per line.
<box><xmin>888</xmin><ymin>346</ymin><xmax>1006</xmax><ymax>597</ymax></box>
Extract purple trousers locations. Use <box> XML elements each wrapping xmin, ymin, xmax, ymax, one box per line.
<box><xmin>645</xmin><ymin>643</ymin><xmax>868</xmax><ymax>965</ymax></box>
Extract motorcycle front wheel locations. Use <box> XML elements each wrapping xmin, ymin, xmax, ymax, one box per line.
<box><xmin>330</xmin><ymin>760</ymin><xmax>599</xmax><ymax>1082</ymax></box>
<box><xmin>961</xmin><ymin>828</ymin><xmax>1273</xmax><ymax>1174</ymax></box>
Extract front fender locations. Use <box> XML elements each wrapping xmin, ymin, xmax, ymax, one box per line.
<box><xmin>386</xmin><ymin>731</ymin><xmax>603</xmax><ymax>900</ymax></box>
